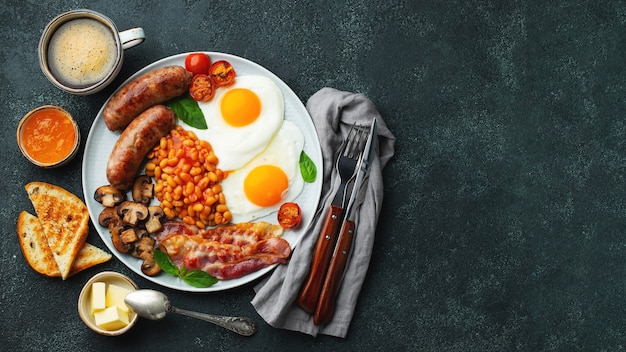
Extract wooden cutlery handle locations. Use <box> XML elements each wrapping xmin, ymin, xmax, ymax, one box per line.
<box><xmin>297</xmin><ymin>205</ymin><xmax>343</xmax><ymax>314</ymax></box>
<box><xmin>313</xmin><ymin>219</ymin><xmax>355</xmax><ymax>325</ymax></box>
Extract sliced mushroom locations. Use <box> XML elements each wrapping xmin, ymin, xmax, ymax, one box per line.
<box><xmin>135</xmin><ymin>227</ymin><xmax>149</xmax><ymax>240</ymax></box>
<box><xmin>98</xmin><ymin>206</ymin><xmax>121</xmax><ymax>228</ymax></box>
<box><xmin>120</xmin><ymin>228</ymin><xmax>140</xmax><ymax>245</ymax></box>
<box><xmin>94</xmin><ymin>185</ymin><xmax>126</xmax><ymax>208</ymax></box>
<box><xmin>117</xmin><ymin>201</ymin><xmax>149</xmax><ymax>226</ymax></box>
<box><xmin>145</xmin><ymin>206</ymin><xmax>165</xmax><ymax>233</ymax></box>
<box><xmin>98</xmin><ymin>207</ymin><xmax>130</xmax><ymax>253</ymax></box>
<box><xmin>131</xmin><ymin>235</ymin><xmax>161</xmax><ymax>276</ymax></box>
<box><xmin>140</xmin><ymin>253</ymin><xmax>161</xmax><ymax>276</ymax></box>
<box><xmin>110</xmin><ymin>224</ymin><xmax>131</xmax><ymax>253</ymax></box>
<box><xmin>130</xmin><ymin>246</ymin><xmax>143</xmax><ymax>259</ymax></box>
<box><xmin>131</xmin><ymin>235</ymin><xmax>156</xmax><ymax>259</ymax></box>
<box><xmin>132</xmin><ymin>175</ymin><xmax>154</xmax><ymax>205</ymax></box>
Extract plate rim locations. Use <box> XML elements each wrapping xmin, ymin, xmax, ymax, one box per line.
<box><xmin>81</xmin><ymin>51</ymin><xmax>323</xmax><ymax>292</ymax></box>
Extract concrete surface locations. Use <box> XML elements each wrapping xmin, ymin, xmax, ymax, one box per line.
<box><xmin>2</xmin><ymin>1</ymin><xmax>626</xmax><ymax>351</ymax></box>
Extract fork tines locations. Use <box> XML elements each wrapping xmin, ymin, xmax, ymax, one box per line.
<box><xmin>341</xmin><ymin>124</ymin><xmax>368</xmax><ymax>159</ymax></box>
<box><xmin>333</xmin><ymin>124</ymin><xmax>368</xmax><ymax>208</ymax></box>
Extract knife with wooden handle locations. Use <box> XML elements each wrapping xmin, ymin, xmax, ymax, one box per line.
<box><xmin>297</xmin><ymin>205</ymin><xmax>343</xmax><ymax>313</ymax></box>
<box><xmin>313</xmin><ymin>119</ymin><xmax>377</xmax><ymax>325</ymax></box>
<box><xmin>297</xmin><ymin>125</ymin><xmax>366</xmax><ymax>314</ymax></box>
<box><xmin>313</xmin><ymin>218</ymin><xmax>355</xmax><ymax>324</ymax></box>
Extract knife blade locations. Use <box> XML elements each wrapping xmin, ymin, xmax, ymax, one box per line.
<box><xmin>313</xmin><ymin>118</ymin><xmax>378</xmax><ymax>325</ymax></box>
<box><xmin>297</xmin><ymin>126</ymin><xmax>365</xmax><ymax>314</ymax></box>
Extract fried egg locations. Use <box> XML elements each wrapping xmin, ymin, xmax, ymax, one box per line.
<box><xmin>221</xmin><ymin>120</ymin><xmax>305</xmax><ymax>223</ymax></box>
<box><xmin>180</xmin><ymin>75</ymin><xmax>284</xmax><ymax>171</ymax></box>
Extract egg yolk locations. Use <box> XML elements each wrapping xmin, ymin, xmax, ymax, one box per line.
<box><xmin>243</xmin><ymin>165</ymin><xmax>288</xmax><ymax>207</ymax></box>
<box><xmin>220</xmin><ymin>88</ymin><xmax>262</xmax><ymax>127</ymax></box>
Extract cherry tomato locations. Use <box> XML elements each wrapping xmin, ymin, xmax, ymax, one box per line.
<box><xmin>185</xmin><ymin>53</ymin><xmax>212</xmax><ymax>75</ymax></box>
<box><xmin>210</xmin><ymin>60</ymin><xmax>236</xmax><ymax>87</ymax></box>
<box><xmin>277</xmin><ymin>202</ymin><xmax>302</xmax><ymax>229</ymax></box>
<box><xmin>189</xmin><ymin>74</ymin><xmax>215</xmax><ymax>102</ymax></box>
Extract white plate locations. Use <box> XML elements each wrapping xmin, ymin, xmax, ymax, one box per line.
<box><xmin>82</xmin><ymin>52</ymin><xmax>323</xmax><ymax>292</ymax></box>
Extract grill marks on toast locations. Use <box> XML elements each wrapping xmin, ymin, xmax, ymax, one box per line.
<box><xmin>24</xmin><ymin>182</ymin><xmax>95</xmax><ymax>279</ymax></box>
<box><xmin>17</xmin><ymin>211</ymin><xmax>58</xmax><ymax>277</ymax></box>
<box><xmin>17</xmin><ymin>211</ymin><xmax>111</xmax><ymax>277</ymax></box>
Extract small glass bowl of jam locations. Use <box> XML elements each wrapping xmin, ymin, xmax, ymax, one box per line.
<box><xmin>16</xmin><ymin>105</ymin><xmax>80</xmax><ymax>168</ymax></box>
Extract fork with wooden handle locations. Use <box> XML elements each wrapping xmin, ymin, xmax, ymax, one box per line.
<box><xmin>314</xmin><ymin>118</ymin><xmax>377</xmax><ymax>325</ymax></box>
<box><xmin>297</xmin><ymin>125</ymin><xmax>366</xmax><ymax>314</ymax></box>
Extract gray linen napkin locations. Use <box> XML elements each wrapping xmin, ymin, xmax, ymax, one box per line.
<box><xmin>251</xmin><ymin>87</ymin><xmax>396</xmax><ymax>338</ymax></box>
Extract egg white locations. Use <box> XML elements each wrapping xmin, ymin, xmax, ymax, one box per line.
<box><xmin>179</xmin><ymin>75</ymin><xmax>284</xmax><ymax>171</ymax></box>
<box><xmin>220</xmin><ymin>120</ymin><xmax>305</xmax><ymax>223</ymax></box>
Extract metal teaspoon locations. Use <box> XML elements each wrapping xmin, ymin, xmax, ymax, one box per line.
<box><xmin>124</xmin><ymin>289</ymin><xmax>257</xmax><ymax>336</ymax></box>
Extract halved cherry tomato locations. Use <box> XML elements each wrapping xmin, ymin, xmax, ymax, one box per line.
<box><xmin>278</xmin><ymin>202</ymin><xmax>302</xmax><ymax>229</ymax></box>
<box><xmin>210</xmin><ymin>60</ymin><xmax>236</xmax><ymax>87</ymax></box>
<box><xmin>189</xmin><ymin>74</ymin><xmax>215</xmax><ymax>102</ymax></box>
<box><xmin>185</xmin><ymin>53</ymin><xmax>212</xmax><ymax>75</ymax></box>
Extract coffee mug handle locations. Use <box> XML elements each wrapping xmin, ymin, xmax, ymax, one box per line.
<box><xmin>119</xmin><ymin>27</ymin><xmax>145</xmax><ymax>50</ymax></box>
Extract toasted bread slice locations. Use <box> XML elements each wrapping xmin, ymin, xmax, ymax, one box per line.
<box><xmin>17</xmin><ymin>211</ymin><xmax>57</xmax><ymax>277</ymax></box>
<box><xmin>70</xmin><ymin>241</ymin><xmax>112</xmax><ymax>276</ymax></box>
<box><xmin>25</xmin><ymin>182</ymin><xmax>90</xmax><ymax>280</ymax></box>
<box><xmin>17</xmin><ymin>211</ymin><xmax>112</xmax><ymax>277</ymax></box>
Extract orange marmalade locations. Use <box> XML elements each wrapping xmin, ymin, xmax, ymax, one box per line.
<box><xmin>18</xmin><ymin>106</ymin><xmax>78</xmax><ymax>166</ymax></box>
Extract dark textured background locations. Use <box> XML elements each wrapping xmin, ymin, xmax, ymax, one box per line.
<box><xmin>2</xmin><ymin>1</ymin><xmax>626</xmax><ymax>351</ymax></box>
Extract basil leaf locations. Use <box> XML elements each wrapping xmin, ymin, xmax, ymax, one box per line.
<box><xmin>299</xmin><ymin>151</ymin><xmax>317</xmax><ymax>183</ymax></box>
<box><xmin>153</xmin><ymin>249</ymin><xmax>179</xmax><ymax>276</ymax></box>
<box><xmin>169</xmin><ymin>95</ymin><xmax>207</xmax><ymax>130</ymax></box>
<box><xmin>153</xmin><ymin>249</ymin><xmax>217</xmax><ymax>288</ymax></box>
<box><xmin>183</xmin><ymin>270</ymin><xmax>218</xmax><ymax>288</ymax></box>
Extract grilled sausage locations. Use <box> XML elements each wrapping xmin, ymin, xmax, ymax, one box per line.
<box><xmin>103</xmin><ymin>66</ymin><xmax>192</xmax><ymax>131</ymax></box>
<box><xmin>106</xmin><ymin>105</ymin><xmax>176</xmax><ymax>190</ymax></box>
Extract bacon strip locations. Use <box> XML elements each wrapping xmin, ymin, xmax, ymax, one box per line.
<box><xmin>156</xmin><ymin>220</ymin><xmax>290</xmax><ymax>280</ymax></box>
<box><xmin>156</xmin><ymin>221</ymin><xmax>283</xmax><ymax>243</ymax></box>
<box><xmin>155</xmin><ymin>221</ymin><xmax>200</xmax><ymax>241</ymax></box>
<box><xmin>160</xmin><ymin>234</ymin><xmax>291</xmax><ymax>280</ymax></box>
<box><xmin>200</xmin><ymin>222</ymin><xmax>284</xmax><ymax>246</ymax></box>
